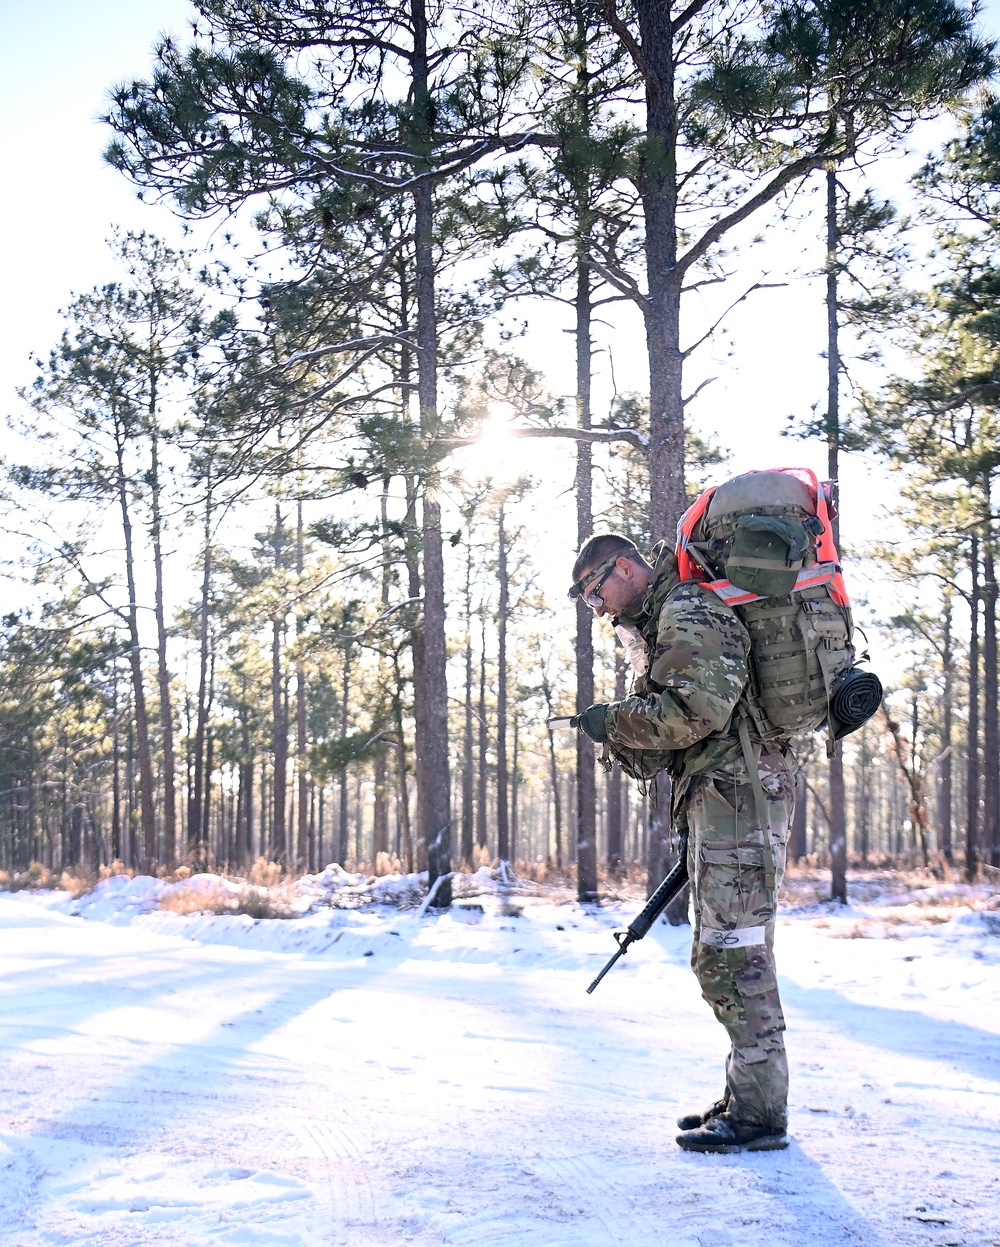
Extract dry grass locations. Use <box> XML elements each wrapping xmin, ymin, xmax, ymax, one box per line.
<box><xmin>778</xmin><ymin>863</ymin><xmax>997</xmax><ymax>910</ymax></box>
<box><xmin>0</xmin><ymin>862</ymin><xmax>108</xmax><ymax>897</ymax></box>
<box><xmin>158</xmin><ymin>878</ymin><xmax>297</xmax><ymax>920</ymax></box>
<box><xmin>778</xmin><ymin>862</ymin><xmax>999</xmax><ymax>940</ymax></box>
<box><xmin>0</xmin><ymin>862</ymin><xmax>55</xmax><ymax>892</ymax></box>
<box><xmin>374</xmin><ymin>850</ymin><xmax>402</xmax><ymax>876</ymax></box>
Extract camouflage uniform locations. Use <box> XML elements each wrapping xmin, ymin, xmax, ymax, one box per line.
<box><xmin>604</xmin><ymin>543</ymin><xmax>792</xmax><ymax>1133</ymax></box>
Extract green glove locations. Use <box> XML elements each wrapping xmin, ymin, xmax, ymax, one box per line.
<box><xmin>571</xmin><ymin>703</ymin><xmax>609</xmax><ymax>743</ymax></box>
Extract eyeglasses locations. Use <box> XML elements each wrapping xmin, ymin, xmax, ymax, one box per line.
<box><xmin>569</xmin><ymin>555</ymin><xmax>620</xmax><ymax>609</ymax></box>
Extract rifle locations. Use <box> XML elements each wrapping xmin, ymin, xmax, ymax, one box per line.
<box><xmin>586</xmin><ymin>831</ymin><xmax>689</xmax><ymax>994</ymax></box>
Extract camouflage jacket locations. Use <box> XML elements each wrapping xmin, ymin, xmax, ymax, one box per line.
<box><xmin>605</xmin><ymin>542</ymin><xmax>750</xmax><ymax>785</ymax></box>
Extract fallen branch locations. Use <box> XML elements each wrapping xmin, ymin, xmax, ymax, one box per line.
<box><xmin>417</xmin><ymin>872</ymin><xmax>454</xmax><ymax>918</ymax></box>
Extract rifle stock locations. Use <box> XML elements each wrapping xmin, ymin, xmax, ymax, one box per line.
<box><xmin>586</xmin><ymin>832</ymin><xmax>689</xmax><ymax>994</ymax></box>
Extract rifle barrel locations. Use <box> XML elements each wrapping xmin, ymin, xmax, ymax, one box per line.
<box><xmin>586</xmin><ymin>942</ymin><xmax>629</xmax><ymax>994</ymax></box>
<box><xmin>586</xmin><ymin>833</ymin><xmax>690</xmax><ymax>994</ymax></box>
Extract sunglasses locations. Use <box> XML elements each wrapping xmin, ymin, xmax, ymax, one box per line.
<box><xmin>569</xmin><ymin>554</ymin><xmax>620</xmax><ymax>609</ymax></box>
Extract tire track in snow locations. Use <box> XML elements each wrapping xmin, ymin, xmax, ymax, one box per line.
<box><xmin>443</xmin><ymin>1152</ymin><xmax>632</xmax><ymax>1247</ymax></box>
<box><xmin>445</xmin><ymin>1217</ymin><xmax>568</xmax><ymax>1247</ymax></box>
<box><xmin>299</xmin><ymin>1122</ymin><xmax>377</xmax><ymax>1229</ymax></box>
<box><xmin>537</xmin><ymin>1152</ymin><xmax>631</xmax><ymax>1245</ymax></box>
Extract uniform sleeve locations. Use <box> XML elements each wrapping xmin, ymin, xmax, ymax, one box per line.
<box><xmin>606</xmin><ymin>584</ymin><xmax>749</xmax><ymax>750</ymax></box>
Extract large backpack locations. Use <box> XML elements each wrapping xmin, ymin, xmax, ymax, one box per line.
<box><xmin>676</xmin><ymin>467</ymin><xmax>880</xmax><ymax>750</ymax></box>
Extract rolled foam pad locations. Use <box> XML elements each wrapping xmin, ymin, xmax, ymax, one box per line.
<box><xmin>830</xmin><ymin>668</ymin><xmax>883</xmax><ymax>739</ymax></box>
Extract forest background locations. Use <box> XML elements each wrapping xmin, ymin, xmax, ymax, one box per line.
<box><xmin>3</xmin><ymin>0</ymin><xmax>1000</xmax><ymax>910</ymax></box>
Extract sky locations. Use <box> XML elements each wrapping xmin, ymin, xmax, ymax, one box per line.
<box><xmin>1</xmin><ymin>0</ymin><xmax>195</xmax><ymax>394</ymax></box>
<box><xmin>3</xmin><ymin>0</ymin><xmax>1000</xmax><ymax>658</ymax></box>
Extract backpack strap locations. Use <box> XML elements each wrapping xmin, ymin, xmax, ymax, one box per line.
<box><xmin>796</xmin><ymin>603</ymin><xmax>842</xmax><ymax>758</ymax></box>
<box><xmin>676</xmin><ymin>486</ymin><xmax>717</xmax><ymax>580</ymax></box>
<box><xmin>737</xmin><ymin>710</ymin><xmax>776</xmax><ymax>893</ymax></box>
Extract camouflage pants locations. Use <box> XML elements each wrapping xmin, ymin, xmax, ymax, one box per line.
<box><xmin>684</xmin><ymin>756</ymin><xmax>793</xmax><ymax>1131</ymax></box>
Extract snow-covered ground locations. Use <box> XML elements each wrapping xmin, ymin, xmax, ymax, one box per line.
<box><xmin>0</xmin><ymin>872</ymin><xmax>997</xmax><ymax>1246</ymax></box>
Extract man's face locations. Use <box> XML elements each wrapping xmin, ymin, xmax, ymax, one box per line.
<box><xmin>578</xmin><ymin>556</ymin><xmax>643</xmax><ymax>619</ymax></box>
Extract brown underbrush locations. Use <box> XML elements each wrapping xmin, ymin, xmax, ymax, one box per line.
<box><xmin>158</xmin><ymin>877</ymin><xmax>297</xmax><ymax>920</ymax></box>
<box><xmin>0</xmin><ymin>861</ymin><xmax>132</xmax><ymax>897</ymax></box>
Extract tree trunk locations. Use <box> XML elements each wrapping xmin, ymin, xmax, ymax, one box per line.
<box><xmin>497</xmin><ymin>504</ymin><xmax>510</xmax><ymax>862</ymax></box>
<box><xmin>125</xmin><ymin>716</ymin><xmax>135</xmax><ymax>869</ymax></box>
<box><xmin>548</xmin><ymin>724</ymin><xmax>563</xmax><ymax>871</ymax></box>
<box><xmin>574</xmin><ymin>258</ymin><xmax>599</xmax><ymax>902</ymax></box>
<box><xmin>271</xmin><ymin>503</ymin><xmax>288</xmax><ymax>865</ymax></box>
<box><xmin>203</xmin><ymin>720</ymin><xmax>214</xmax><ymax>862</ymax></box>
<box><xmin>967</xmin><ymin>533</ymin><xmax>980</xmax><ymax>881</ymax></box>
<box><xmin>149</xmin><ymin>423</ymin><xmax>177</xmax><ymax>864</ymax></box>
<box><xmin>372</xmin><ymin>478</ymin><xmax>393</xmax><ymax>867</ymax></box>
<box><xmin>339</xmin><ymin>643</ymin><xmax>351</xmax><ymax>865</ymax></box>
<box><xmin>856</xmin><ymin>735</ymin><xmax>869</xmax><ymax>865</ymax></box>
<box><xmin>411</xmin><ymin>0</ymin><xmax>451</xmax><ymax>904</ymax></box>
<box><xmin>189</xmin><ymin>492</ymin><xmax>212</xmax><ymax>865</ymax></box>
<box><xmin>392</xmin><ymin>651</ymin><xmax>414</xmax><ymax>872</ymax></box>
<box><xmin>238</xmin><ymin>706</ymin><xmax>252</xmax><ymax>868</ymax></box>
<box><xmin>112</xmin><ymin>664</ymin><xmax>122</xmax><ymax>863</ymax></box>
<box><xmin>939</xmin><ymin>591</ymin><xmax>953</xmax><ymax>863</ymax></box>
<box><xmin>606</xmin><ymin>641</ymin><xmax>625</xmax><ymax>875</ymax></box>
<box><xmin>647</xmin><ymin>797</ymin><xmax>685</xmax><ymax>917</ymax></box>
<box><xmin>635</xmin><ymin>0</ymin><xmax>686</xmax><ymax>538</ymax></box>
<box><xmin>511</xmin><ymin>711</ymin><xmax>520</xmax><ymax>864</ymax></box>
<box><xmin>461</xmin><ymin>533</ymin><xmax>475</xmax><ymax>864</ymax></box>
<box><xmin>476</xmin><ymin>615</ymin><xmax>488</xmax><ymax>853</ymax></box>
<box><xmin>403</xmin><ymin>475</ymin><xmax>425</xmax><ymax>870</ymax></box>
<box><xmin>826</xmin><ymin>168</ymin><xmax>848</xmax><ymax>904</ymax></box>
<box><xmin>982</xmin><ymin>534</ymin><xmax>998</xmax><ymax>867</ymax></box>
<box><xmin>116</xmin><ymin>438</ymin><xmax>156</xmax><ymax>866</ymax></box>
<box><xmin>292</xmin><ymin>498</ymin><xmax>309</xmax><ymax>871</ymax></box>
<box><xmin>629</xmin><ymin>9</ymin><xmax>688</xmax><ymax>898</ymax></box>
<box><xmin>790</xmin><ymin>767</ymin><xmax>807</xmax><ymax>862</ymax></box>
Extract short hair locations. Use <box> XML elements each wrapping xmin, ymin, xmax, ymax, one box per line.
<box><xmin>571</xmin><ymin>532</ymin><xmax>639</xmax><ymax>585</ymax></box>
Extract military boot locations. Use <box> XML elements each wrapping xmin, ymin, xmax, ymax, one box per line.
<box><xmin>676</xmin><ymin>1096</ymin><xmax>728</xmax><ymax>1132</ymax></box>
<box><xmin>676</xmin><ymin>1112</ymin><xmax>789</xmax><ymax>1154</ymax></box>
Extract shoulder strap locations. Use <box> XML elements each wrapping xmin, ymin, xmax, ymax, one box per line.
<box><xmin>737</xmin><ymin>711</ymin><xmax>776</xmax><ymax>893</ymax></box>
<box><xmin>676</xmin><ymin>486</ymin><xmax>717</xmax><ymax>581</ymax></box>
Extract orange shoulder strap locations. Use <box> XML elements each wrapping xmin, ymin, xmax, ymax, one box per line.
<box><xmin>675</xmin><ymin>486</ymin><xmax>716</xmax><ymax>581</ymax></box>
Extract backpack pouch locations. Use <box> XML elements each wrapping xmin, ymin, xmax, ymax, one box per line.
<box><xmin>725</xmin><ymin>516</ymin><xmax>809</xmax><ymax>596</ymax></box>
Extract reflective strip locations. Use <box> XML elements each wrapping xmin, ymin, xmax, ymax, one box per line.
<box><xmin>705</xmin><ymin>563</ymin><xmax>838</xmax><ymax>606</ymax></box>
<box><xmin>699</xmin><ymin>925</ymin><xmax>767</xmax><ymax>948</ymax></box>
<box><xmin>705</xmin><ymin>583</ymin><xmax>762</xmax><ymax>606</ymax></box>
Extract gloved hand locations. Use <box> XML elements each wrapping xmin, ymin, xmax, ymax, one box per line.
<box><xmin>571</xmin><ymin>703</ymin><xmax>609</xmax><ymax>743</ymax></box>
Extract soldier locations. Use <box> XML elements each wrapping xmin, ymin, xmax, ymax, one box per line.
<box><xmin>570</xmin><ymin>532</ymin><xmax>792</xmax><ymax>1154</ymax></box>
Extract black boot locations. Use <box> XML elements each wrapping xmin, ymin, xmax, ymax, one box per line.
<box><xmin>676</xmin><ymin>1112</ymin><xmax>789</xmax><ymax>1154</ymax></box>
<box><xmin>676</xmin><ymin>1097</ymin><xmax>728</xmax><ymax>1132</ymax></box>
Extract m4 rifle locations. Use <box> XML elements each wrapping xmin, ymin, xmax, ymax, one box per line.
<box><xmin>586</xmin><ymin>832</ymin><xmax>689</xmax><ymax>994</ymax></box>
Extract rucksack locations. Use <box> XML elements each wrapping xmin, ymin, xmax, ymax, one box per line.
<box><xmin>676</xmin><ymin>467</ymin><xmax>881</xmax><ymax>750</ymax></box>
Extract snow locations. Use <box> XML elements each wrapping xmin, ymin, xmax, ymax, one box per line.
<box><xmin>0</xmin><ymin>874</ymin><xmax>997</xmax><ymax>1246</ymax></box>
